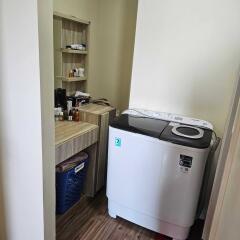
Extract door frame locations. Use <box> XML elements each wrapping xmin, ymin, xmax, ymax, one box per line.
<box><xmin>203</xmin><ymin>77</ymin><xmax>240</xmax><ymax>239</ymax></box>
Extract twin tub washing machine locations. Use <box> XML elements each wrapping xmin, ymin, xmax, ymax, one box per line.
<box><xmin>106</xmin><ymin>109</ymin><xmax>213</xmax><ymax>240</ymax></box>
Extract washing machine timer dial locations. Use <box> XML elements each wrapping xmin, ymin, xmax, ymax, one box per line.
<box><xmin>179</xmin><ymin>155</ymin><xmax>193</xmax><ymax>168</ymax></box>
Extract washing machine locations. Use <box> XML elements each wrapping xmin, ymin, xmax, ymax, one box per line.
<box><xmin>106</xmin><ymin>109</ymin><xmax>213</xmax><ymax>240</ymax></box>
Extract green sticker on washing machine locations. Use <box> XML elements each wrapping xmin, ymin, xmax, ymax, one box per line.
<box><xmin>115</xmin><ymin>137</ymin><xmax>121</xmax><ymax>147</ymax></box>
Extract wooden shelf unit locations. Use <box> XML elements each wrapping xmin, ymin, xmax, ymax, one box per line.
<box><xmin>53</xmin><ymin>12</ymin><xmax>90</xmax><ymax>95</ymax></box>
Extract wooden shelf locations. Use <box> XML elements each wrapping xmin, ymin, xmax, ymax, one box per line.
<box><xmin>53</xmin><ymin>11</ymin><xmax>90</xmax><ymax>25</ymax></box>
<box><xmin>54</xmin><ymin>12</ymin><xmax>90</xmax><ymax>94</ymax></box>
<box><xmin>57</xmin><ymin>76</ymin><xmax>87</xmax><ymax>82</ymax></box>
<box><xmin>61</xmin><ymin>49</ymin><xmax>88</xmax><ymax>55</ymax></box>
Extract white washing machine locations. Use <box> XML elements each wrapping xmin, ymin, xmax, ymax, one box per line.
<box><xmin>106</xmin><ymin>109</ymin><xmax>213</xmax><ymax>240</ymax></box>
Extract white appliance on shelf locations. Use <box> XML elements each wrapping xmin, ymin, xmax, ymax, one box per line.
<box><xmin>106</xmin><ymin>109</ymin><xmax>214</xmax><ymax>240</ymax></box>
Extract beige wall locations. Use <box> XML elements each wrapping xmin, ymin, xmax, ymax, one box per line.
<box><xmin>209</xmin><ymin>95</ymin><xmax>240</xmax><ymax>240</ymax></box>
<box><xmin>97</xmin><ymin>0</ymin><xmax>138</xmax><ymax>110</ymax></box>
<box><xmin>0</xmin><ymin>179</ymin><xmax>6</xmax><ymax>240</ymax></box>
<box><xmin>203</xmin><ymin>78</ymin><xmax>240</xmax><ymax>239</ymax></box>
<box><xmin>214</xmin><ymin>126</ymin><xmax>240</xmax><ymax>240</ymax></box>
<box><xmin>38</xmin><ymin>0</ymin><xmax>55</xmax><ymax>239</ymax></box>
<box><xmin>129</xmin><ymin>0</ymin><xmax>240</xmax><ymax>136</ymax></box>
<box><xmin>53</xmin><ymin>0</ymin><xmax>138</xmax><ymax>111</ymax></box>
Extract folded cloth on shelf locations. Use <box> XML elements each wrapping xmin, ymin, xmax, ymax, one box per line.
<box><xmin>75</xmin><ymin>91</ymin><xmax>90</xmax><ymax>97</ymax></box>
<box><xmin>66</xmin><ymin>44</ymin><xmax>86</xmax><ymax>50</ymax></box>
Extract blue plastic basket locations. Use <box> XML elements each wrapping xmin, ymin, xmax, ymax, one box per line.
<box><xmin>56</xmin><ymin>155</ymin><xmax>89</xmax><ymax>214</ymax></box>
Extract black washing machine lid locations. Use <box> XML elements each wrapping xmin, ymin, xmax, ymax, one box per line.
<box><xmin>160</xmin><ymin>122</ymin><xmax>213</xmax><ymax>149</ymax></box>
<box><xmin>110</xmin><ymin>114</ymin><xmax>169</xmax><ymax>138</ymax></box>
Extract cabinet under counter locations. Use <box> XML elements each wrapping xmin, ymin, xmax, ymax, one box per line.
<box><xmin>55</xmin><ymin>121</ymin><xmax>99</xmax><ymax>197</ymax></box>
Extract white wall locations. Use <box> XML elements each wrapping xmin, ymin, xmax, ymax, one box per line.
<box><xmin>129</xmin><ymin>0</ymin><xmax>240</xmax><ymax>136</ymax></box>
<box><xmin>0</xmin><ymin>0</ymin><xmax>47</xmax><ymax>239</ymax></box>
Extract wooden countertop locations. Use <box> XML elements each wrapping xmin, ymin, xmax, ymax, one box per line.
<box><xmin>55</xmin><ymin>121</ymin><xmax>98</xmax><ymax>146</ymax></box>
<box><xmin>78</xmin><ymin>103</ymin><xmax>115</xmax><ymax>115</ymax></box>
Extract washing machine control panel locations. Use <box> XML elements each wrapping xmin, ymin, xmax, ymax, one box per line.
<box><xmin>123</xmin><ymin>109</ymin><xmax>213</xmax><ymax>130</ymax></box>
<box><xmin>179</xmin><ymin>155</ymin><xmax>193</xmax><ymax>168</ymax></box>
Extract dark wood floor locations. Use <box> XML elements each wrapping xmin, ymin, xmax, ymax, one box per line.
<box><xmin>56</xmin><ymin>191</ymin><xmax>204</xmax><ymax>240</ymax></box>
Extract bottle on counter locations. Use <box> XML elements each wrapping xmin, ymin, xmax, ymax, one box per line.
<box><xmin>59</xmin><ymin>112</ymin><xmax>64</xmax><ymax>121</ymax></box>
<box><xmin>67</xmin><ymin>100</ymin><xmax>72</xmax><ymax>114</ymax></box>
<box><xmin>54</xmin><ymin>107</ymin><xmax>62</xmax><ymax>121</ymax></box>
<box><xmin>63</xmin><ymin>110</ymin><xmax>68</xmax><ymax>120</ymax></box>
<box><xmin>72</xmin><ymin>108</ymin><xmax>76</xmax><ymax>121</ymax></box>
<box><xmin>74</xmin><ymin>109</ymin><xmax>80</xmax><ymax>122</ymax></box>
<box><xmin>55</xmin><ymin>113</ymin><xmax>60</xmax><ymax>121</ymax></box>
<box><xmin>68</xmin><ymin>110</ymin><xmax>73</xmax><ymax>121</ymax></box>
<box><xmin>73</xmin><ymin>68</ymin><xmax>78</xmax><ymax>77</ymax></box>
<box><xmin>69</xmin><ymin>70</ymin><xmax>74</xmax><ymax>78</ymax></box>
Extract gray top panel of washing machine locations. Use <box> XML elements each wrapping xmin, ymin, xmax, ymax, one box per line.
<box><xmin>110</xmin><ymin>114</ymin><xmax>169</xmax><ymax>138</ymax></box>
